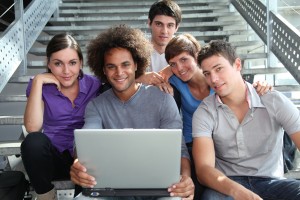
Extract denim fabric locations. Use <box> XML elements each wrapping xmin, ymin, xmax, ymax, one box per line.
<box><xmin>201</xmin><ymin>176</ymin><xmax>300</xmax><ymax>200</ymax></box>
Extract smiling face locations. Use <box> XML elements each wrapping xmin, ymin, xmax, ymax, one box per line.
<box><xmin>103</xmin><ymin>48</ymin><xmax>139</xmax><ymax>101</ymax></box>
<box><xmin>149</xmin><ymin>15</ymin><xmax>179</xmax><ymax>53</ymax></box>
<box><xmin>201</xmin><ymin>55</ymin><xmax>242</xmax><ymax>98</ymax></box>
<box><xmin>169</xmin><ymin>51</ymin><xmax>198</xmax><ymax>82</ymax></box>
<box><xmin>47</xmin><ymin>48</ymin><xmax>81</xmax><ymax>89</ymax></box>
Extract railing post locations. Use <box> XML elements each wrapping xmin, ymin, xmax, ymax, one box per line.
<box><xmin>53</xmin><ymin>0</ymin><xmax>60</xmax><ymax>18</ymax></box>
<box><xmin>13</xmin><ymin>0</ymin><xmax>27</xmax><ymax>77</ymax></box>
<box><xmin>266</xmin><ymin>0</ymin><xmax>278</xmax><ymax>68</ymax></box>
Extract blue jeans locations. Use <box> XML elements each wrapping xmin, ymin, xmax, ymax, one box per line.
<box><xmin>201</xmin><ymin>176</ymin><xmax>300</xmax><ymax>200</ymax></box>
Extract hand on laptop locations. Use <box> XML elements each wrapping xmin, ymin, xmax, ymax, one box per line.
<box><xmin>70</xmin><ymin>159</ymin><xmax>97</xmax><ymax>188</ymax></box>
<box><xmin>168</xmin><ymin>175</ymin><xmax>194</xmax><ymax>200</ymax></box>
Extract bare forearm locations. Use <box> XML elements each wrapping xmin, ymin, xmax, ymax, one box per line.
<box><xmin>198</xmin><ymin>165</ymin><xmax>247</xmax><ymax>197</ymax></box>
<box><xmin>24</xmin><ymin>77</ymin><xmax>44</xmax><ymax>132</ymax></box>
<box><xmin>180</xmin><ymin>157</ymin><xmax>191</xmax><ymax>177</ymax></box>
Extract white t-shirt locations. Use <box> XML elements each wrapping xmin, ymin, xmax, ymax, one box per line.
<box><xmin>149</xmin><ymin>49</ymin><xmax>169</xmax><ymax>72</ymax></box>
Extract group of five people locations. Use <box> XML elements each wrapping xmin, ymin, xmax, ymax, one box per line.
<box><xmin>20</xmin><ymin>0</ymin><xmax>300</xmax><ymax>200</ymax></box>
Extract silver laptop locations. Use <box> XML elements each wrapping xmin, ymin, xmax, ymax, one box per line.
<box><xmin>74</xmin><ymin>129</ymin><xmax>182</xmax><ymax>197</ymax></box>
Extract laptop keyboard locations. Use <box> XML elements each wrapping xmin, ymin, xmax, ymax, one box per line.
<box><xmin>82</xmin><ymin>188</ymin><xmax>170</xmax><ymax>197</ymax></box>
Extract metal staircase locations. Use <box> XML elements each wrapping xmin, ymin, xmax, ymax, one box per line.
<box><xmin>0</xmin><ymin>0</ymin><xmax>261</xmax><ymax>134</ymax></box>
<box><xmin>0</xmin><ymin>0</ymin><xmax>300</xmax><ymax>198</ymax></box>
<box><xmin>0</xmin><ymin>0</ymin><xmax>280</xmax><ymax>135</ymax></box>
<box><xmin>1</xmin><ymin>0</ymin><xmax>299</xmax><ymax>154</ymax></box>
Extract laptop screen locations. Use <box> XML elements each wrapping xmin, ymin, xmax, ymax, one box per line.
<box><xmin>74</xmin><ymin>129</ymin><xmax>182</xmax><ymax>196</ymax></box>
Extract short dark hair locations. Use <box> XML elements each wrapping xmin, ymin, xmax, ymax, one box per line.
<box><xmin>87</xmin><ymin>24</ymin><xmax>152</xmax><ymax>83</ymax></box>
<box><xmin>46</xmin><ymin>33</ymin><xmax>83</xmax><ymax>75</ymax></box>
<box><xmin>165</xmin><ymin>33</ymin><xmax>201</xmax><ymax>62</ymax></box>
<box><xmin>148</xmin><ymin>0</ymin><xmax>182</xmax><ymax>27</ymax></box>
<box><xmin>197</xmin><ymin>40</ymin><xmax>238</xmax><ymax>67</ymax></box>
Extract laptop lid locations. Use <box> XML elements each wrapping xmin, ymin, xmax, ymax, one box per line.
<box><xmin>74</xmin><ymin>129</ymin><xmax>182</xmax><ymax>197</ymax></box>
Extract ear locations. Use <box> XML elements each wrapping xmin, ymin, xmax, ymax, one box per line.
<box><xmin>47</xmin><ymin>62</ymin><xmax>51</xmax><ymax>71</ymax></box>
<box><xmin>80</xmin><ymin>60</ymin><xmax>83</xmax><ymax>68</ymax></box>
<box><xmin>175</xmin><ymin>23</ymin><xmax>180</xmax><ymax>33</ymax></box>
<box><xmin>234</xmin><ymin>58</ymin><xmax>242</xmax><ymax>71</ymax></box>
<box><xmin>147</xmin><ymin>19</ymin><xmax>151</xmax><ymax>27</ymax></box>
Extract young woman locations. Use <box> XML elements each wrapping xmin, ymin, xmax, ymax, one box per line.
<box><xmin>21</xmin><ymin>33</ymin><xmax>101</xmax><ymax>200</ymax></box>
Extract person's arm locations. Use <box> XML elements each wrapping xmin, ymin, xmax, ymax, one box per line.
<box><xmin>160</xmin><ymin>94</ymin><xmax>194</xmax><ymax>199</ymax></box>
<box><xmin>289</xmin><ymin>132</ymin><xmax>300</xmax><ymax>150</ymax></box>
<box><xmin>193</xmin><ymin>137</ymin><xmax>262</xmax><ymax>200</ymax></box>
<box><xmin>156</xmin><ymin>82</ymin><xmax>174</xmax><ymax>96</ymax></box>
<box><xmin>159</xmin><ymin>65</ymin><xmax>173</xmax><ymax>81</ymax></box>
<box><xmin>70</xmin><ymin>99</ymin><xmax>103</xmax><ymax>187</ymax></box>
<box><xmin>24</xmin><ymin>73</ymin><xmax>61</xmax><ymax>132</ymax></box>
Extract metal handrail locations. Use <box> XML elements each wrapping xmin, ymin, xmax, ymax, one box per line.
<box><xmin>0</xmin><ymin>2</ymin><xmax>16</xmax><ymax>19</ymax></box>
<box><xmin>0</xmin><ymin>0</ymin><xmax>59</xmax><ymax>93</ymax></box>
<box><xmin>231</xmin><ymin>0</ymin><xmax>300</xmax><ymax>84</ymax></box>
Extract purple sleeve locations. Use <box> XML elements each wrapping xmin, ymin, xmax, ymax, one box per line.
<box><xmin>26</xmin><ymin>78</ymin><xmax>34</xmax><ymax>98</ymax></box>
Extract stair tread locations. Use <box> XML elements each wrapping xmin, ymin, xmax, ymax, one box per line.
<box><xmin>0</xmin><ymin>95</ymin><xmax>27</xmax><ymax>102</ymax></box>
<box><xmin>59</xmin><ymin>0</ymin><xmax>229</xmax><ymax>6</ymax></box>
<box><xmin>49</xmin><ymin>17</ymin><xmax>242</xmax><ymax>25</ymax></box>
<box><xmin>57</xmin><ymin>6</ymin><xmax>229</xmax><ymax>14</ymax></box>
<box><xmin>0</xmin><ymin>116</ymin><xmax>23</xmax><ymax>125</ymax></box>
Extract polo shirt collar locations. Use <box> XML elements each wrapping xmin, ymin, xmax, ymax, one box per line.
<box><xmin>245</xmin><ymin>82</ymin><xmax>265</xmax><ymax>109</ymax></box>
<box><xmin>78</xmin><ymin>75</ymin><xmax>88</xmax><ymax>95</ymax></box>
<box><xmin>214</xmin><ymin>81</ymin><xmax>265</xmax><ymax>109</ymax></box>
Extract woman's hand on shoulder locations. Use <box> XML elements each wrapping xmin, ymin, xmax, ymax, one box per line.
<box><xmin>156</xmin><ymin>82</ymin><xmax>174</xmax><ymax>96</ymax></box>
<box><xmin>253</xmin><ymin>80</ymin><xmax>273</xmax><ymax>96</ymax></box>
<box><xmin>136</xmin><ymin>72</ymin><xmax>165</xmax><ymax>85</ymax></box>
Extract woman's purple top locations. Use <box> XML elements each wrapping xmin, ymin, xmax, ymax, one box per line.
<box><xmin>26</xmin><ymin>74</ymin><xmax>101</xmax><ymax>156</ymax></box>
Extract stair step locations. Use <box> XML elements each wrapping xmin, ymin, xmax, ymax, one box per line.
<box><xmin>9</xmin><ymin>76</ymin><xmax>33</xmax><ymax>83</ymax></box>
<box><xmin>242</xmin><ymin>67</ymin><xmax>287</xmax><ymax>75</ymax></box>
<box><xmin>31</xmin><ymin>40</ymin><xmax>261</xmax><ymax>57</ymax></box>
<box><xmin>0</xmin><ymin>141</ymin><xmax>22</xmax><ymax>155</ymax></box>
<box><xmin>0</xmin><ymin>116</ymin><xmax>23</xmax><ymax>125</ymax></box>
<box><xmin>37</xmin><ymin>21</ymin><xmax>245</xmax><ymax>45</ymax></box>
<box><xmin>0</xmin><ymin>95</ymin><xmax>27</xmax><ymax>102</ymax></box>
<box><xmin>239</xmin><ymin>53</ymin><xmax>267</xmax><ymax>60</ymax></box>
<box><xmin>40</xmin><ymin>29</ymin><xmax>254</xmax><ymax>41</ymax></box>
<box><xmin>57</xmin><ymin>6</ymin><xmax>229</xmax><ymax>15</ymax></box>
<box><xmin>274</xmin><ymin>85</ymin><xmax>300</xmax><ymax>92</ymax></box>
<box><xmin>50</xmin><ymin>11</ymin><xmax>241</xmax><ymax>23</ymax></box>
<box><xmin>45</xmin><ymin>20</ymin><xmax>239</xmax><ymax>32</ymax></box>
<box><xmin>56</xmin><ymin>11</ymin><xmax>236</xmax><ymax>18</ymax></box>
<box><xmin>59</xmin><ymin>0</ymin><xmax>230</xmax><ymax>6</ymax></box>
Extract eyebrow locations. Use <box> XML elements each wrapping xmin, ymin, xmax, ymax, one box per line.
<box><xmin>104</xmin><ymin>63</ymin><xmax>115</xmax><ymax>67</ymax></box>
<box><xmin>202</xmin><ymin>63</ymin><xmax>220</xmax><ymax>73</ymax></box>
<box><xmin>153</xmin><ymin>20</ymin><xmax>175</xmax><ymax>25</ymax></box>
<box><xmin>51</xmin><ymin>58</ymin><xmax>78</xmax><ymax>62</ymax></box>
<box><xmin>105</xmin><ymin>61</ymin><xmax>131</xmax><ymax>67</ymax></box>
